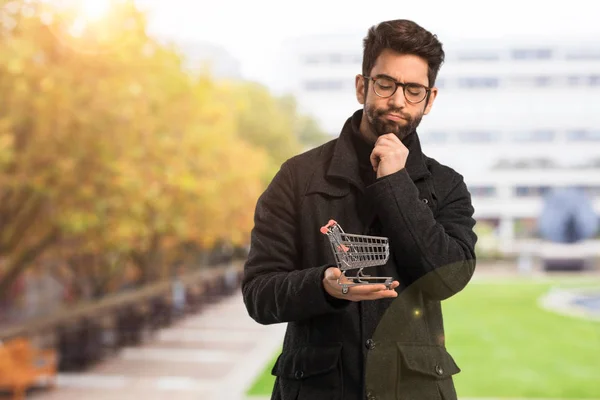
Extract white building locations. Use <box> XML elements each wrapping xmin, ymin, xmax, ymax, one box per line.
<box><xmin>278</xmin><ymin>33</ymin><xmax>600</xmax><ymax>249</ymax></box>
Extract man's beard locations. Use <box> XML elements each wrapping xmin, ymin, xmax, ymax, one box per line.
<box><xmin>365</xmin><ymin>104</ymin><xmax>423</xmax><ymax>140</ymax></box>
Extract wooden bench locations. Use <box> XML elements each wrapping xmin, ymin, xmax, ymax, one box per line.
<box><xmin>0</xmin><ymin>338</ymin><xmax>57</xmax><ymax>399</ymax></box>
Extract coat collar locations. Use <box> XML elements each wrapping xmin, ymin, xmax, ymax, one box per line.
<box><xmin>308</xmin><ymin>110</ymin><xmax>431</xmax><ymax>196</ymax></box>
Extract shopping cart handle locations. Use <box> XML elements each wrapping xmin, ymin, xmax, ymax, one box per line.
<box><xmin>320</xmin><ymin>219</ymin><xmax>338</xmax><ymax>234</ymax></box>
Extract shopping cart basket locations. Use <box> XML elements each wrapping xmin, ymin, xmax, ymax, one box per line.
<box><xmin>320</xmin><ymin>219</ymin><xmax>392</xmax><ymax>294</ymax></box>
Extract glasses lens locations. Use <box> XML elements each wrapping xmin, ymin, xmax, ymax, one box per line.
<box><xmin>404</xmin><ymin>83</ymin><xmax>426</xmax><ymax>103</ymax></box>
<box><xmin>374</xmin><ymin>77</ymin><xmax>396</xmax><ymax>97</ymax></box>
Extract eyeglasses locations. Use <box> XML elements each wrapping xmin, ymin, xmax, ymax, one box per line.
<box><xmin>363</xmin><ymin>75</ymin><xmax>431</xmax><ymax>104</ymax></box>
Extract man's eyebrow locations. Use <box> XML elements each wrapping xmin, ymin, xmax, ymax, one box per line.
<box><xmin>373</xmin><ymin>73</ymin><xmax>428</xmax><ymax>87</ymax></box>
<box><xmin>373</xmin><ymin>73</ymin><xmax>398</xmax><ymax>81</ymax></box>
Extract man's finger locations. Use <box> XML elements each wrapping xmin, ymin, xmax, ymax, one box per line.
<box><xmin>377</xmin><ymin>133</ymin><xmax>401</xmax><ymax>144</ymax></box>
<box><xmin>341</xmin><ymin>280</ymin><xmax>400</xmax><ymax>296</ymax></box>
<box><xmin>370</xmin><ymin>149</ymin><xmax>382</xmax><ymax>171</ymax></box>
<box><xmin>343</xmin><ymin>281</ymin><xmax>398</xmax><ymax>295</ymax></box>
<box><xmin>354</xmin><ymin>289</ymin><xmax>398</xmax><ymax>301</ymax></box>
<box><xmin>354</xmin><ymin>280</ymin><xmax>399</xmax><ymax>291</ymax></box>
<box><xmin>324</xmin><ymin>267</ymin><xmax>342</xmax><ymax>281</ymax></box>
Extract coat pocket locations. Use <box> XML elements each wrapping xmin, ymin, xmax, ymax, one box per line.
<box><xmin>396</xmin><ymin>343</ymin><xmax>461</xmax><ymax>400</ymax></box>
<box><xmin>271</xmin><ymin>343</ymin><xmax>343</xmax><ymax>400</ymax></box>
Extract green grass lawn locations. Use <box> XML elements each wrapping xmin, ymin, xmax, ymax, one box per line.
<box><xmin>246</xmin><ymin>277</ymin><xmax>600</xmax><ymax>398</ymax></box>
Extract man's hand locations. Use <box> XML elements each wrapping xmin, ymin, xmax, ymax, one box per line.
<box><xmin>370</xmin><ymin>133</ymin><xmax>409</xmax><ymax>179</ymax></box>
<box><xmin>323</xmin><ymin>267</ymin><xmax>399</xmax><ymax>302</ymax></box>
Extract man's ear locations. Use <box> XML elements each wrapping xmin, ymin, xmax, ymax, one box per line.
<box><xmin>356</xmin><ymin>74</ymin><xmax>366</xmax><ymax>105</ymax></box>
<box><xmin>423</xmin><ymin>87</ymin><xmax>438</xmax><ymax>115</ymax></box>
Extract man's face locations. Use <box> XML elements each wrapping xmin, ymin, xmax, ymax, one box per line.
<box><xmin>355</xmin><ymin>49</ymin><xmax>438</xmax><ymax>142</ymax></box>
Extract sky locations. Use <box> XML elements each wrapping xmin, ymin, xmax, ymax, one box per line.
<box><xmin>131</xmin><ymin>0</ymin><xmax>600</xmax><ymax>89</ymax></box>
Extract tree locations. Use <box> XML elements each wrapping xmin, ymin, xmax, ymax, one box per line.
<box><xmin>0</xmin><ymin>0</ymin><xmax>319</xmax><ymax>296</ymax></box>
<box><xmin>227</xmin><ymin>81</ymin><xmax>301</xmax><ymax>171</ymax></box>
<box><xmin>278</xmin><ymin>94</ymin><xmax>330</xmax><ymax>149</ymax></box>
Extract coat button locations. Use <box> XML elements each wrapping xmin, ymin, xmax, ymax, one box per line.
<box><xmin>422</xmin><ymin>198</ymin><xmax>429</xmax><ymax>204</ymax></box>
<box><xmin>435</xmin><ymin>364</ymin><xmax>444</xmax><ymax>375</ymax></box>
<box><xmin>365</xmin><ymin>339</ymin><xmax>376</xmax><ymax>350</ymax></box>
<box><xmin>294</xmin><ymin>370</ymin><xmax>304</xmax><ymax>379</ymax></box>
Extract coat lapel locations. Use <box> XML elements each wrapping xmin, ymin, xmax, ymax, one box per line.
<box><xmin>402</xmin><ymin>132</ymin><xmax>432</xmax><ymax>182</ymax></box>
<box><xmin>305</xmin><ymin>110</ymin><xmax>433</xmax><ymax>200</ymax></box>
<box><xmin>305</xmin><ymin>117</ymin><xmax>361</xmax><ymax>197</ymax></box>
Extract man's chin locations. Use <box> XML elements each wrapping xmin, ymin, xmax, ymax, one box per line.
<box><xmin>374</xmin><ymin>123</ymin><xmax>402</xmax><ymax>137</ymax></box>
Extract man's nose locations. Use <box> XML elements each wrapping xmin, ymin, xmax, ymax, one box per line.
<box><xmin>387</xmin><ymin>87</ymin><xmax>406</xmax><ymax>108</ymax></box>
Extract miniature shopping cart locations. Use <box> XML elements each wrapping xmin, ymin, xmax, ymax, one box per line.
<box><xmin>320</xmin><ymin>219</ymin><xmax>392</xmax><ymax>294</ymax></box>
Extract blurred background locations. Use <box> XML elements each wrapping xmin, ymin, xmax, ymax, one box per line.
<box><xmin>0</xmin><ymin>0</ymin><xmax>598</xmax><ymax>399</ymax></box>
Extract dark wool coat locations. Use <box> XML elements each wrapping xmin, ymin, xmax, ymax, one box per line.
<box><xmin>242</xmin><ymin>110</ymin><xmax>478</xmax><ymax>400</ymax></box>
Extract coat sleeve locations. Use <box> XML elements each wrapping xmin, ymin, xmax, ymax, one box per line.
<box><xmin>366</xmin><ymin>168</ymin><xmax>477</xmax><ymax>301</ymax></box>
<box><xmin>241</xmin><ymin>161</ymin><xmax>350</xmax><ymax>325</ymax></box>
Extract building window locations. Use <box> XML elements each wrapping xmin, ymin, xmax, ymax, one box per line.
<box><xmin>512</xmin><ymin>130</ymin><xmax>556</xmax><ymax>142</ymax></box>
<box><xmin>457</xmin><ymin>52</ymin><xmax>500</xmax><ymax>61</ymax></box>
<box><xmin>566</xmin><ymin>75</ymin><xmax>600</xmax><ymax>87</ymax></box>
<box><xmin>534</xmin><ymin>76</ymin><xmax>553</xmax><ymax>87</ymax></box>
<box><xmin>510</xmin><ymin>76</ymin><xmax>556</xmax><ymax>88</ymax></box>
<box><xmin>566</xmin><ymin>130</ymin><xmax>600</xmax><ymax>141</ymax></box>
<box><xmin>515</xmin><ymin>186</ymin><xmax>551</xmax><ymax>197</ymax></box>
<box><xmin>303</xmin><ymin>55</ymin><xmax>322</xmax><ymax>64</ymax></box>
<box><xmin>565</xmin><ymin>49</ymin><xmax>600</xmax><ymax>60</ymax></box>
<box><xmin>568</xmin><ymin>75</ymin><xmax>585</xmax><ymax>86</ymax></box>
<box><xmin>512</xmin><ymin>48</ymin><xmax>553</xmax><ymax>60</ymax></box>
<box><xmin>470</xmin><ymin>186</ymin><xmax>497</xmax><ymax>197</ymax></box>
<box><xmin>302</xmin><ymin>53</ymin><xmax>361</xmax><ymax>65</ymax></box>
<box><xmin>424</xmin><ymin>131</ymin><xmax>448</xmax><ymax>143</ymax></box>
<box><xmin>515</xmin><ymin>187</ymin><xmax>529</xmax><ymax>196</ymax></box>
<box><xmin>303</xmin><ymin>80</ymin><xmax>346</xmax><ymax>91</ymax></box>
<box><xmin>458</xmin><ymin>77</ymin><xmax>499</xmax><ymax>88</ymax></box>
<box><xmin>329</xmin><ymin>54</ymin><xmax>342</xmax><ymax>64</ymax></box>
<box><xmin>458</xmin><ymin>130</ymin><xmax>500</xmax><ymax>142</ymax></box>
<box><xmin>512</xmin><ymin>159</ymin><xmax>555</xmax><ymax>169</ymax></box>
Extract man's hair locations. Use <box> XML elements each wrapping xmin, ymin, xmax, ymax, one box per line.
<box><xmin>362</xmin><ymin>20</ymin><xmax>445</xmax><ymax>87</ymax></box>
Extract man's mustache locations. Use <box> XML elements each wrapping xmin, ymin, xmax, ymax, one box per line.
<box><xmin>375</xmin><ymin>108</ymin><xmax>412</xmax><ymax>121</ymax></box>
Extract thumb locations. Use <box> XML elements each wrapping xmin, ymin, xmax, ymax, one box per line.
<box><xmin>324</xmin><ymin>267</ymin><xmax>342</xmax><ymax>281</ymax></box>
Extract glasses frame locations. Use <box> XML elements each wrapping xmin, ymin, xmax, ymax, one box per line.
<box><xmin>362</xmin><ymin>75</ymin><xmax>432</xmax><ymax>104</ymax></box>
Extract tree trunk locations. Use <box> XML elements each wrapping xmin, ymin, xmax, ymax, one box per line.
<box><xmin>0</xmin><ymin>227</ymin><xmax>60</xmax><ymax>300</ymax></box>
<box><xmin>131</xmin><ymin>232</ymin><xmax>162</xmax><ymax>284</ymax></box>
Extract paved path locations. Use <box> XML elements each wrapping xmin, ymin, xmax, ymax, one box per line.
<box><xmin>28</xmin><ymin>293</ymin><xmax>286</xmax><ymax>400</ymax></box>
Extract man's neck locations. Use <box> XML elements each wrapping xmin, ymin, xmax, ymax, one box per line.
<box><xmin>358</xmin><ymin>112</ymin><xmax>378</xmax><ymax>145</ymax></box>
